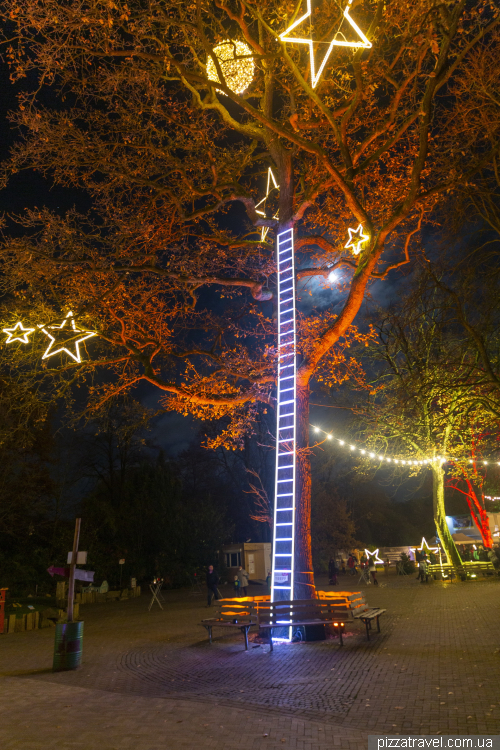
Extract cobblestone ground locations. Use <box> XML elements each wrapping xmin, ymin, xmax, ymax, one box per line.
<box><xmin>1</xmin><ymin>573</ymin><xmax>500</xmax><ymax>749</ymax></box>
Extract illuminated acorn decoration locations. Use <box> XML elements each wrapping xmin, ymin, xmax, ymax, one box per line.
<box><xmin>206</xmin><ymin>39</ymin><xmax>255</xmax><ymax>95</ymax></box>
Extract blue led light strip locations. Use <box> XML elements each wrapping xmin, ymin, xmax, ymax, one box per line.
<box><xmin>271</xmin><ymin>228</ymin><xmax>296</xmax><ymax>627</ymax></box>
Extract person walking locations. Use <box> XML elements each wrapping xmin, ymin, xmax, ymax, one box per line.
<box><xmin>206</xmin><ymin>565</ymin><xmax>221</xmax><ymax>607</ymax></box>
<box><xmin>368</xmin><ymin>559</ymin><xmax>378</xmax><ymax>585</ymax></box>
<box><xmin>237</xmin><ymin>565</ymin><xmax>249</xmax><ymax>596</ymax></box>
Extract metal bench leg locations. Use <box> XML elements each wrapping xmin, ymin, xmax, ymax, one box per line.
<box><xmin>269</xmin><ymin>628</ymin><xmax>273</xmax><ymax>652</ymax></box>
<box><xmin>365</xmin><ymin>619</ymin><xmax>370</xmax><ymax>641</ymax></box>
<box><xmin>241</xmin><ymin>626</ymin><xmax>249</xmax><ymax>651</ymax></box>
<box><xmin>204</xmin><ymin>625</ymin><xmax>212</xmax><ymax>644</ymax></box>
<box><xmin>339</xmin><ymin>629</ymin><xmax>343</xmax><ymax>646</ymax></box>
<box><xmin>376</xmin><ymin>616</ymin><xmax>381</xmax><ymax>633</ymax></box>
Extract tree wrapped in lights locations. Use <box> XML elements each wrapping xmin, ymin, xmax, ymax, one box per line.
<box><xmin>345</xmin><ymin>264</ymin><xmax>500</xmax><ymax>565</ymax></box>
<box><xmin>1</xmin><ymin>0</ymin><xmax>499</xmax><ymax>596</ymax></box>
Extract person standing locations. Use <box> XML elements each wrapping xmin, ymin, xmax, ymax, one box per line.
<box><xmin>206</xmin><ymin>565</ymin><xmax>221</xmax><ymax>607</ymax></box>
<box><xmin>418</xmin><ymin>557</ymin><xmax>428</xmax><ymax>583</ymax></box>
<box><xmin>368</xmin><ymin>559</ymin><xmax>378</xmax><ymax>585</ymax></box>
<box><xmin>384</xmin><ymin>557</ymin><xmax>390</xmax><ymax>575</ymax></box>
<box><xmin>266</xmin><ymin>571</ymin><xmax>272</xmax><ymax>594</ymax></box>
<box><xmin>237</xmin><ymin>565</ymin><xmax>249</xmax><ymax>596</ymax></box>
<box><xmin>347</xmin><ymin>554</ymin><xmax>356</xmax><ymax>576</ymax></box>
<box><xmin>328</xmin><ymin>557</ymin><xmax>338</xmax><ymax>585</ymax></box>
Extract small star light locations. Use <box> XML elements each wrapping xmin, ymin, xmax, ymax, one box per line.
<box><xmin>255</xmin><ymin>168</ymin><xmax>279</xmax><ymax>241</ymax></box>
<box><xmin>345</xmin><ymin>224</ymin><xmax>369</xmax><ymax>255</ymax></box>
<box><xmin>365</xmin><ymin>548</ymin><xmax>384</xmax><ymax>565</ymax></box>
<box><xmin>206</xmin><ymin>40</ymin><xmax>255</xmax><ymax>95</ymax></box>
<box><xmin>279</xmin><ymin>0</ymin><xmax>371</xmax><ymax>88</ymax></box>
<box><xmin>3</xmin><ymin>321</ymin><xmax>35</xmax><ymax>344</ymax></box>
<box><xmin>40</xmin><ymin>311</ymin><xmax>97</xmax><ymax>363</ymax></box>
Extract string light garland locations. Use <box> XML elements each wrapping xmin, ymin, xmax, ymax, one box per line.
<box><xmin>344</xmin><ymin>224</ymin><xmax>369</xmax><ymax>255</ymax></box>
<box><xmin>310</xmin><ymin>424</ymin><xmax>500</xmax><ymax>469</ymax></box>
<box><xmin>206</xmin><ymin>40</ymin><xmax>255</xmax><ymax>95</ymax></box>
<box><xmin>3</xmin><ymin>321</ymin><xmax>36</xmax><ymax>344</ymax></box>
<box><xmin>279</xmin><ymin>0</ymin><xmax>371</xmax><ymax>88</ymax></box>
<box><xmin>255</xmin><ymin>168</ymin><xmax>279</xmax><ymax>242</ymax></box>
<box><xmin>40</xmin><ymin>311</ymin><xmax>97</xmax><ymax>363</ymax></box>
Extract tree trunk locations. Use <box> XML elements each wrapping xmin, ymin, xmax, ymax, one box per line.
<box><xmin>432</xmin><ymin>463</ymin><xmax>462</xmax><ymax>567</ymax></box>
<box><xmin>295</xmin><ymin>384</ymin><xmax>316</xmax><ymax>599</ymax></box>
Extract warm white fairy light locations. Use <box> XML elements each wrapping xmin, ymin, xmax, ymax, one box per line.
<box><xmin>344</xmin><ymin>224</ymin><xmax>369</xmax><ymax>255</ymax></box>
<box><xmin>206</xmin><ymin>40</ymin><xmax>255</xmax><ymax>95</ymax></box>
<box><xmin>279</xmin><ymin>0</ymin><xmax>372</xmax><ymax>88</ymax></box>
<box><xmin>311</xmin><ymin>424</ymin><xmax>500</xmax><ymax>470</ymax></box>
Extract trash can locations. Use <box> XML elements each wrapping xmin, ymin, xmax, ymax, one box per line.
<box><xmin>53</xmin><ymin>621</ymin><xmax>84</xmax><ymax>671</ymax></box>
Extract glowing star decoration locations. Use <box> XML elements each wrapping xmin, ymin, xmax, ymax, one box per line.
<box><xmin>365</xmin><ymin>548</ymin><xmax>384</xmax><ymax>565</ymax></box>
<box><xmin>206</xmin><ymin>40</ymin><xmax>255</xmax><ymax>95</ymax></box>
<box><xmin>279</xmin><ymin>0</ymin><xmax>372</xmax><ymax>88</ymax></box>
<box><xmin>3</xmin><ymin>321</ymin><xmax>35</xmax><ymax>344</ymax></box>
<box><xmin>255</xmin><ymin>168</ymin><xmax>279</xmax><ymax>242</ymax></box>
<box><xmin>40</xmin><ymin>311</ymin><xmax>97</xmax><ymax>363</ymax></box>
<box><xmin>345</xmin><ymin>224</ymin><xmax>369</xmax><ymax>255</ymax></box>
<box><xmin>417</xmin><ymin>537</ymin><xmax>439</xmax><ymax>555</ymax></box>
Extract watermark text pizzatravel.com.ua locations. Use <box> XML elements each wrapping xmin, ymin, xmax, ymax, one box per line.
<box><xmin>369</xmin><ymin>737</ymin><xmax>500</xmax><ymax>750</ymax></box>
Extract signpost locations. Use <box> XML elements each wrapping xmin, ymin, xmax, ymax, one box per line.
<box><xmin>51</xmin><ymin>517</ymin><xmax>91</xmax><ymax>672</ymax></box>
<box><xmin>47</xmin><ymin>566</ymin><xmax>94</xmax><ymax>582</ymax></box>
<box><xmin>119</xmin><ymin>559</ymin><xmax>125</xmax><ymax>589</ymax></box>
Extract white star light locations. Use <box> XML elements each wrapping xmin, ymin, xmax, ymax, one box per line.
<box><xmin>416</xmin><ymin>537</ymin><xmax>439</xmax><ymax>555</ymax></box>
<box><xmin>2</xmin><ymin>321</ymin><xmax>36</xmax><ymax>344</ymax></box>
<box><xmin>345</xmin><ymin>224</ymin><xmax>369</xmax><ymax>255</ymax></box>
<box><xmin>365</xmin><ymin>548</ymin><xmax>384</xmax><ymax>565</ymax></box>
<box><xmin>40</xmin><ymin>311</ymin><xmax>97</xmax><ymax>363</ymax></box>
<box><xmin>255</xmin><ymin>167</ymin><xmax>279</xmax><ymax>242</ymax></box>
<box><xmin>279</xmin><ymin>0</ymin><xmax>372</xmax><ymax>88</ymax></box>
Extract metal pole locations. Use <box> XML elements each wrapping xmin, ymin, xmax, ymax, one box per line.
<box><xmin>67</xmin><ymin>518</ymin><xmax>81</xmax><ymax>623</ymax></box>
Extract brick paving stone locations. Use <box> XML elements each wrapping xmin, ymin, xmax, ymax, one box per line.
<box><xmin>1</xmin><ymin>574</ymin><xmax>500</xmax><ymax>748</ymax></box>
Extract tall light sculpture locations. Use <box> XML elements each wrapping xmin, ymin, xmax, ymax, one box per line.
<box><xmin>271</xmin><ymin>226</ymin><xmax>298</xmax><ymax>609</ymax></box>
<box><xmin>270</xmin><ymin>1</ymin><xmax>372</xmax><ymax>617</ymax></box>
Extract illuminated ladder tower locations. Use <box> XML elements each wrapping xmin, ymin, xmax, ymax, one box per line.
<box><xmin>271</xmin><ymin>227</ymin><xmax>297</xmax><ymax>610</ymax></box>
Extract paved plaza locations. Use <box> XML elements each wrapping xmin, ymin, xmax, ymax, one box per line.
<box><xmin>1</xmin><ymin>574</ymin><xmax>500</xmax><ymax>749</ymax></box>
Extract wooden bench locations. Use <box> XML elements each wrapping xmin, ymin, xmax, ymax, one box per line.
<box><xmin>318</xmin><ymin>592</ymin><xmax>386</xmax><ymax>640</ymax></box>
<box><xmin>426</xmin><ymin>561</ymin><xmax>496</xmax><ymax>581</ymax></box>
<box><xmin>350</xmin><ymin>596</ymin><xmax>386</xmax><ymax>640</ymax></box>
<box><xmin>201</xmin><ymin>601</ymin><xmax>257</xmax><ymax>650</ymax></box>
<box><xmin>257</xmin><ymin>599</ymin><xmax>347</xmax><ymax>651</ymax></box>
<box><xmin>462</xmin><ymin>561</ymin><xmax>496</xmax><ymax>577</ymax></box>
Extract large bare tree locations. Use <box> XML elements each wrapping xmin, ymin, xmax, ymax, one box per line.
<box><xmin>1</xmin><ymin>0</ymin><xmax>499</xmax><ymax>595</ymax></box>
